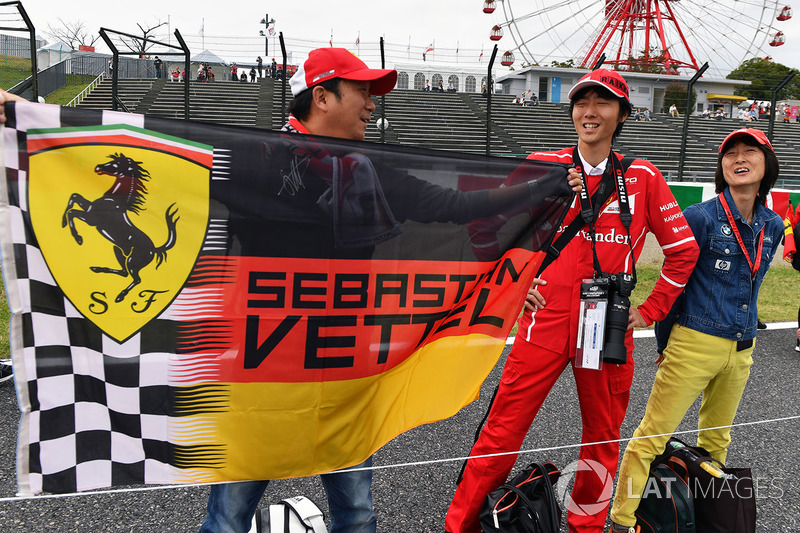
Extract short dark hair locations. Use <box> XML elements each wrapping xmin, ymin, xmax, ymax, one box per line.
<box><xmin>568</xmin><ymin>85</ymin><xmax>633</xmax><ymax>141</ymax></box>
<box><xmin>714</xmin><ymin>136</ymin><xmax>780</xmax><ymax>204</ymax></box>
<box><xmin>287</xmin><ymin>78</ymin><xmax>342</xmax><ymax>121</ymax></box>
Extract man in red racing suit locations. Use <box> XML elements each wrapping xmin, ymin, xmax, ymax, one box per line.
<box><xmin>445</xmin><ymin>69</ymin><xmax>699</xmax><ymax>533</ymax></box>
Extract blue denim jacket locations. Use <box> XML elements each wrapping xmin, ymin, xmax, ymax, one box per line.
<box><xmin>656</xmin><ymin>188</ymin><xmax>783</xmax><ymax>347</ymax></box>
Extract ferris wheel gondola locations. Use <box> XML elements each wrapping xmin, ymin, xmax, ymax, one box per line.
<box><xmin>770</xmin><ymin>31</ymin><xmax>786</xmax><ymax>46</ymax></box>
<box><xmin>484</xmin><ymin>0</ymin><xmax>788</xmax><ymax>76</ymax></box>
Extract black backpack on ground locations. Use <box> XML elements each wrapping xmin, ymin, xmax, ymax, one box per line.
<box><xmin>479</xmin><ymin>462</ymin><xmax>561</xmax><ymax>533</ymax></box>
<box><xmin>634</xmin><ymin>462</ymin><xmax>695</xmax><ymax>533</ymax></box>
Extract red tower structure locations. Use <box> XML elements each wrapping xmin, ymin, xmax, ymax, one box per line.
<box><xmin>580</xmin><ymin>0</ymin><xmax>699</xmax><ymax>73</ymax></box>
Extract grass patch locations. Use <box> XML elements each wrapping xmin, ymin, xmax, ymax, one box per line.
<box><xmin>0</xmin><ymin>284</ymin><xmax>8</xmax><ymax>359</ymax></box>
<box><xmin>0</xmin><ymin>55</ymin><xmax>32</xmax><ymax>90</ymax></box>
<box><xmin>44</xmin><ymin>73</ymin><xmax>98</xmax><ymax>106</ymax></box>
<box><xmin>0</xmin><ymin>55</ymin><xmax>94</xmax><ymax>104</ymax></box>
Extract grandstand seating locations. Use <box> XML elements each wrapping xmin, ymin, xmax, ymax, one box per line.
<box><xmin>75</xmin><ymin>78</ymin><xmax>155</xmax><ymax>113</ymax></box>
<box><xmin>77</xmin><ymin>77</ymin><xmax>800</xmax><ymax>187</ymax></box>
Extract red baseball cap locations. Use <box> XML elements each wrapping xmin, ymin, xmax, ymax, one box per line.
<box><xmin>718</xmin><ymin>128</ymin><xmax>774</xmax><ymax>153</ymax></box>
<box><xmin>568</xmin><ymin>69</ymin><xmax>629</xmax><ymax>102</ymax></box>
<box><xmin>289</xmin><ymin>48</ymin><xmax>397</xmax><ymax>96</ymax></box>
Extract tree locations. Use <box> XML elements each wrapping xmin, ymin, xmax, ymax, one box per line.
<box><xmin>625</xmin><ymin>47</ymin><xmax>669</xmax><ymax>74</ymax></box>
<box><xmin>45</xmin><ymin>19</ymin><xmax>99</xmax><ymax>50</ymax></box>
<box><xmin>664</xmin><ymin>83</ymin><xmax>696</xmax><ymax>115</ymax></box>
<box><xmin>727</xmin><ymin>58</ymin><xmax>800</xmax><ymax>101</ymax></box>
<box><xmin>549</xmin><ymin>59</ymin><xmax>576</xmax><ymax>69</ymax></box>
<box><xmin>118</xmin><ymin>21</ymin><xmax>168</xmax><ymax>58</ymax></box>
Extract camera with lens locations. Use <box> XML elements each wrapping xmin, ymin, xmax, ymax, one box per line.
<box><xmin>600</xmin><ymin>271</ymin><xmax>636</xmax><ymax>364</ymax></box>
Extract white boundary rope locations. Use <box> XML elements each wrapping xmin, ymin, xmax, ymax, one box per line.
<box><xmin>1</xmin><ymin>413</ymin><xmax>798</xmax><ymax>502</ymax></box>
<box><xmin>2</xmin><ymin>321</ymin><xmax>798</xmax><ymax>501</ymax></box>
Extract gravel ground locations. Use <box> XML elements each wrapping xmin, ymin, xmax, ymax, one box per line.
<box><xmin>1</xmin><ymin>326</ymin><xmax>799</xmax><ymax>532</ymax></box>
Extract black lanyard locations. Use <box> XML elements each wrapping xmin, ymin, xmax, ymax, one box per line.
<box><xmin>572</xmin><ymin>147</ymin><xmax>634</xmax><ymax>277</ymax></box>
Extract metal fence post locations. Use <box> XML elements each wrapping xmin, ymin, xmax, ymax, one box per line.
<box><xmin>678</xmin><ymin>62</ymin><xmax>708</xmax><ymax>182</ymax></box>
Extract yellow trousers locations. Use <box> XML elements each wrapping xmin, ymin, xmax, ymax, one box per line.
<box><xmin>609</xmin><ymin>324</ymin><xmax>754</xmax><ymax>527</ymax></box>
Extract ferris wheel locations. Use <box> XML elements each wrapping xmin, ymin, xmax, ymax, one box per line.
<box><xmin>482</xmin><ymin>1</ymin><xmax>792</xmax><ymax>76</ymax></box>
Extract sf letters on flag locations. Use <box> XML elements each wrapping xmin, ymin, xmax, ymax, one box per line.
<box><xmin>0</xmin><ymin>102</ymin><xmax>571</xmax><ymax>494</ymax></box>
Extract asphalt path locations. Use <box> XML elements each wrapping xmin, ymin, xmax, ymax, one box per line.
<box><xmin>1</xmin><ymin>325</ymin><xmax>799</xmax><ymax>532</ymax></box>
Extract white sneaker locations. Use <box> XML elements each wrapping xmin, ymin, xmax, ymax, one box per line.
<box><xmin>0</xmin><ymin>363</ymin><xmax>12</xmax><ymax>383</ymax></box>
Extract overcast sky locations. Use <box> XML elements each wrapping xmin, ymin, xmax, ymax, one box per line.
<box><xmin>17</xmin><ymin>0</ymin><xmax>800</xmax><ymax>76</ymax></box>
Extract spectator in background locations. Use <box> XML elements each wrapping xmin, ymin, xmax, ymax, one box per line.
<box><xmin>171</xmin><ymin>67</ymin><xmax>180</xmax><ymax>82</ymax></box>
<box><xmin>669</xmin><ymin>103</ymin><xmax>679</xmax><ymax>117</ymax></box>
<box><xmin>231</xmin><ymin>63</ymin><xmax>238</xmax><ymax>82</ymax></box>
<box><xmin>271</xmin><ymin>58</ymin><xmax>277</xmax><ymax>78</ymax></box>
<box><xmin>643</xmin><ymin>108</ymin><xmax>651</xmax><ymax>121</ymax></box>
<box><xmin>240</xmin><ymin>71</ymin><xmax>247</xmax><ymax>83</ymax></box>
<box><xmin>154</xmin><ymin>56</ymin><xmax>163</xmax><ymax>79</ymax></box>
<box><xmin>250</xmin><ymin>67</ymin><xmax>257</xmax><ymax>83</ymax></box>
<box><xmin>257</xmin><ymin>56</ymin><xmax>263</xmax><ymax>77</ymax></box>
<box><xmin>424</xmin><ymin>79</ymin><xmax>431</xmax><ymax>92</ymax></box>
<box><xmin>783</xmin><ymin>202</ymin><xmax>800</xmax><ymax>351</ymax></box>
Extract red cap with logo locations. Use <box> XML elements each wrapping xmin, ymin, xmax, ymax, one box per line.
<box><xmin>568</xmin><ymin>69</ymin><xmax>629</xmax><ymax>103</ymax></box>
<box><xmin>289</xmin><ymin>48</ymin><xmax>398</xmax><ymax>96</ymax></box>
<box><xmin>718</xmin><ymin>128</ymin><xmax>774</xmax><ymax>153</ymax></box>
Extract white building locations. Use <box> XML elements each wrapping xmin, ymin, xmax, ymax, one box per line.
<box><xmin>392</xmin><ymin>62</ymin><xmax>498</xmax><ymax>93</ymax></box>
<box><xmin>495</xmin><ymin>66</ymin><xmax>750</xmax><ymax>116</ymax></box>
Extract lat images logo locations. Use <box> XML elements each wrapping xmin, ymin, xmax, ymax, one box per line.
<box><xmin>555</xmin><ymin>459</ymin><xmax>614</xmax><ymax>517</ymax></box>
<box><xmin>27</xmin><ymin>125</ymin><xmax>212</xmax><ymax>342</ymax></box>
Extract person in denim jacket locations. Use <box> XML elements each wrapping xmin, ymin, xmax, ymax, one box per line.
<box><xmin>609</xmin><ymin>128</ymin><xmax>784</xmax><ymax>532</ymax></box>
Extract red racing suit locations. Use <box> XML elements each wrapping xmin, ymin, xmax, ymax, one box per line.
<box><xmin>446</xmin><ymin>147</ymin><xmax>699</xmax><ymax>533</ymax></box>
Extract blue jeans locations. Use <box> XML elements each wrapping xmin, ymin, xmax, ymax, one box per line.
<box><xmin>198</xmin><ymin>457</ymin><xmax>375</xmax><ymax>533</ymax></box>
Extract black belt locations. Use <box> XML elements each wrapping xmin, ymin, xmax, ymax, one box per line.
<box><xmin>737</xmin><ymin>338</ymin><xmax>754</xmax><ymax>351</ymax></box>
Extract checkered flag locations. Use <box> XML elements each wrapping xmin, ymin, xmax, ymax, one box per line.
<box><xmin>2</xmin><ymin>103</ymin><xmax>231</xmax><ymax>494</ymax></box>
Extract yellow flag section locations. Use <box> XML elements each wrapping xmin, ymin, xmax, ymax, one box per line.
<box><xmin>184</xmin><ymin>249</ymin><xmax>543</xmax><ymax>482</ymax></box>
<box><xmin>26</xmin><ymin>126</ymin><xmax>212</xmax><ymax>342</ymax></box>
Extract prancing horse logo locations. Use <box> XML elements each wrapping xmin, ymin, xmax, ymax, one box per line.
<box><xmin>62</xmin><ymin>153</ymin><xmax>179</xmax><ymax>303</ymax></box>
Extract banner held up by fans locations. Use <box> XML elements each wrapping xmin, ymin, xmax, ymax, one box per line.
<box><xmin>0</xmin><ymin>101</ymin><xmax>572</xmax><ymax>495</ymax></box>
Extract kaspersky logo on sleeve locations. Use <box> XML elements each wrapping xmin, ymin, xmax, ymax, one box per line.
<box><xmin>27</xmin><ymin>125</ymin><xmax>212</xmax><ymax>343</ymax></box>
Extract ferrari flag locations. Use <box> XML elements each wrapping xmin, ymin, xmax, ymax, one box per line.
<box><xmin>0</xmin><ymin>102</ymin><xmax>572</xmax><ymax>494</ymax></box>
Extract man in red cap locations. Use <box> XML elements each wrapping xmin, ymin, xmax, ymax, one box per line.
<box><xmin>200</xmin><ymin>47</ymin><xmax>580</xmax><ymax>533</ymax></box>
<box><xmin>198</xmin><ymin>48</ymin><xmax>397</xmax><ymax>533</ymax></box>
<box><xmin>282</xmin><ymin>47</ymin><xmax>396</xmax><ymax>140</ymax></box>
<box><xmin>445</xmin><ymin>69</ymin><xmax>699</xmax><ymax>532</ymax></box>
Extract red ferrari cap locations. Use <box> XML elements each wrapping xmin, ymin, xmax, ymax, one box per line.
<box><xmin>718</xmin><ymin>128</ymin><xmax>774</xmax><ymax>153</ymax></box>
<box><xmin>289</xmin><ymin>48</ymin><xmax>397</xmax><ymax>96</ymax></box>
<box><xmin>568</xmin><ymin>69</ymin><xmax>629</xmax><ymax>102</ymax></box>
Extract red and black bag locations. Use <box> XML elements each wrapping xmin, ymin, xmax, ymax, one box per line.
<box><xmin>645</xmin><ymin>437</ymin><xmax>756</xmax><ymax>533</ymax></box>
<box><xmin>479</xmin><ymin>462</ymin><xmax>561</xmax><ymax>533</ymax></box>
